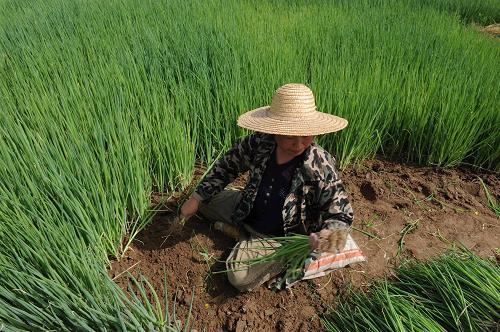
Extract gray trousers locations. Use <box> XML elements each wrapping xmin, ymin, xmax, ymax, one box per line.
<box><xmin>198</xmin><ymin>189</ymin><xmax>282</xmax><ymax>292</ymax></box>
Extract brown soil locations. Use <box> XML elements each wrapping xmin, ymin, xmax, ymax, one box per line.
<box><xmin>482</xmin><ymin>23</ymin><xmax>500</xmax><ymax>37</ymax></box>
<box><xmin>109</xmin><ymin>159</ymin><xmax>499</xmax><ymax>331</ymax></box>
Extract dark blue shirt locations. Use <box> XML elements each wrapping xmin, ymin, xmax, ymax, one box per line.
<box><xmin>246</xmin><ymin>149</ymin><xmax>304</xmax><ymax>236</ymax></box>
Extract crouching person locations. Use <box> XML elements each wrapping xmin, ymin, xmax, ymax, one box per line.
<box><xmin>180</xmin><ymin>84</ymin><xmax>365</xmax><ymax>292</ymax></box>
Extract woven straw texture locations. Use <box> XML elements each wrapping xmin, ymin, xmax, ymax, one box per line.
<box><xmin>237</xmin><ymin>83</ymin><xmax>347</xmax><ymax>136</ymax></box>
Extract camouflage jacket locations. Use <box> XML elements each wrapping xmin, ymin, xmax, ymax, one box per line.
<box><xmin>193</xmin><ymin>133</ymin><xmax>353</xmax><ymax>235</ymax></box>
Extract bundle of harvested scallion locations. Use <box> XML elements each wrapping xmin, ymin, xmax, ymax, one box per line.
<box><xmin>225</xmin><ymin>234</ymin><xmax>311</xmax><ymax>284</ymax></box>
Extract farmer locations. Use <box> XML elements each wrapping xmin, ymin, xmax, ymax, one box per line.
<box><xmin>180</xmin><ymin>83</ymin><xmax>362</xmax><ymax>292</ymax></box>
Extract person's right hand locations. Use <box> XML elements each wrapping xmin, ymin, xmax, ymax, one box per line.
<box><xmin>309</xmin><ymin>228</ymin><xmax>348</xmax><ymax>254</ymax></box>
<box><xmin>180</xmin><ymin>196</ymin><xmax>200</xmax><ymax>221</ymax></box>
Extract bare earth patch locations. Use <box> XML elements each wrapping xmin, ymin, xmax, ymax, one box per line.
<box><xmin>109</xmin><ymin>159</ymin><xmax>499</xmax><ymax>331</ymax></box>
<box><xmin>482</xmin><ymin>23</ymin><xmax>500</xmax><ymax>37</ymax></box>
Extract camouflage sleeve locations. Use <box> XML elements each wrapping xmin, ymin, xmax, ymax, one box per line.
<box><xmin>193</xmin><ymin>134</ymin><xmax>257</xmax><ymax>202</ymax></box>
<box><xmin>318</xmin><ymin>175</ymin><xmax>354</xmax><ymax>230</ymax></box>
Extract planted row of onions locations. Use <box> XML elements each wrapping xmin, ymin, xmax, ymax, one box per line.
<box><xmin>0</xmin><ymin>80</ymin><xmax>191</xmax><ymax>329</ymax></box>
<box><xmin>0</xmin><ymin>0</ymin><xmax>498</xmax><ymax>329</ymax></box>
<box><xmin>410</xmin><ymin>0</ymin><xmax>500</xmax><ymax>24</ymax></box>
<box><xmin>2</xmin><ymin>0</ymin><xmax>499</xmax><ymax>171</ymax></box>
<box><xmin>322</xmin><ymin>251</ymin><xmax>500</xmax><ymax>331</ymax></box>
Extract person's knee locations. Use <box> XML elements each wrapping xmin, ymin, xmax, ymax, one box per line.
<box><xmin>227</xmin><ymin>269</ymin><xmax>253</xmax><ymax>292</ymax></box>
<box><xmin>197</xmin><ymin>189</ymin><xmax>242</xmax><ymax>224</ymax></box>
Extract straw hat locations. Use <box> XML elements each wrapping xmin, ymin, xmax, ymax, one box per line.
<box><xmin>237</xmin><ymin>83</ymin><xmax>348</xmax><ymax>136</ymax></box>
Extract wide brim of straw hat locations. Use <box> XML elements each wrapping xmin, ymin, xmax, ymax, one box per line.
<box><xmin>237</xmin><ymin>106</ymin><xmax>348</xmax><ymax>136</ymax></box>
<box><xmin>237</xmin><ymin>83</ymin><xmax>348</xmax><ymax>136</ymax></box>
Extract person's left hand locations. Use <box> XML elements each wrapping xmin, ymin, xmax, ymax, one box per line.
<box><xmin>309</xmin><ymin>228</ymin><xmax>348</xmax><ymax>254</ymax></box>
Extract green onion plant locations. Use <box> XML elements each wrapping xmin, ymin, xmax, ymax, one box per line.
<box><xmin>322</xmin><ymin>251</ymin><xmax>500</xmax><ymax>331</ymax></box>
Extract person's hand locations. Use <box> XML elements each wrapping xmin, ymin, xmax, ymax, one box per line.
<box><xmin>180</xmin><ymin>196</ymin><xmax>200</xmax><ymax>221</ymax></box>
<box><xmin>309</xmin><ymin>228</ymin><xmax>348</xmax><ymax>254</ymax></box>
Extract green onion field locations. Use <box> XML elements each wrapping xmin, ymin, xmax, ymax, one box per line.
<box><xmin>1</xmin><ymin>0</ymin><xmax>499</xmax><ymax>330</ymax></box>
